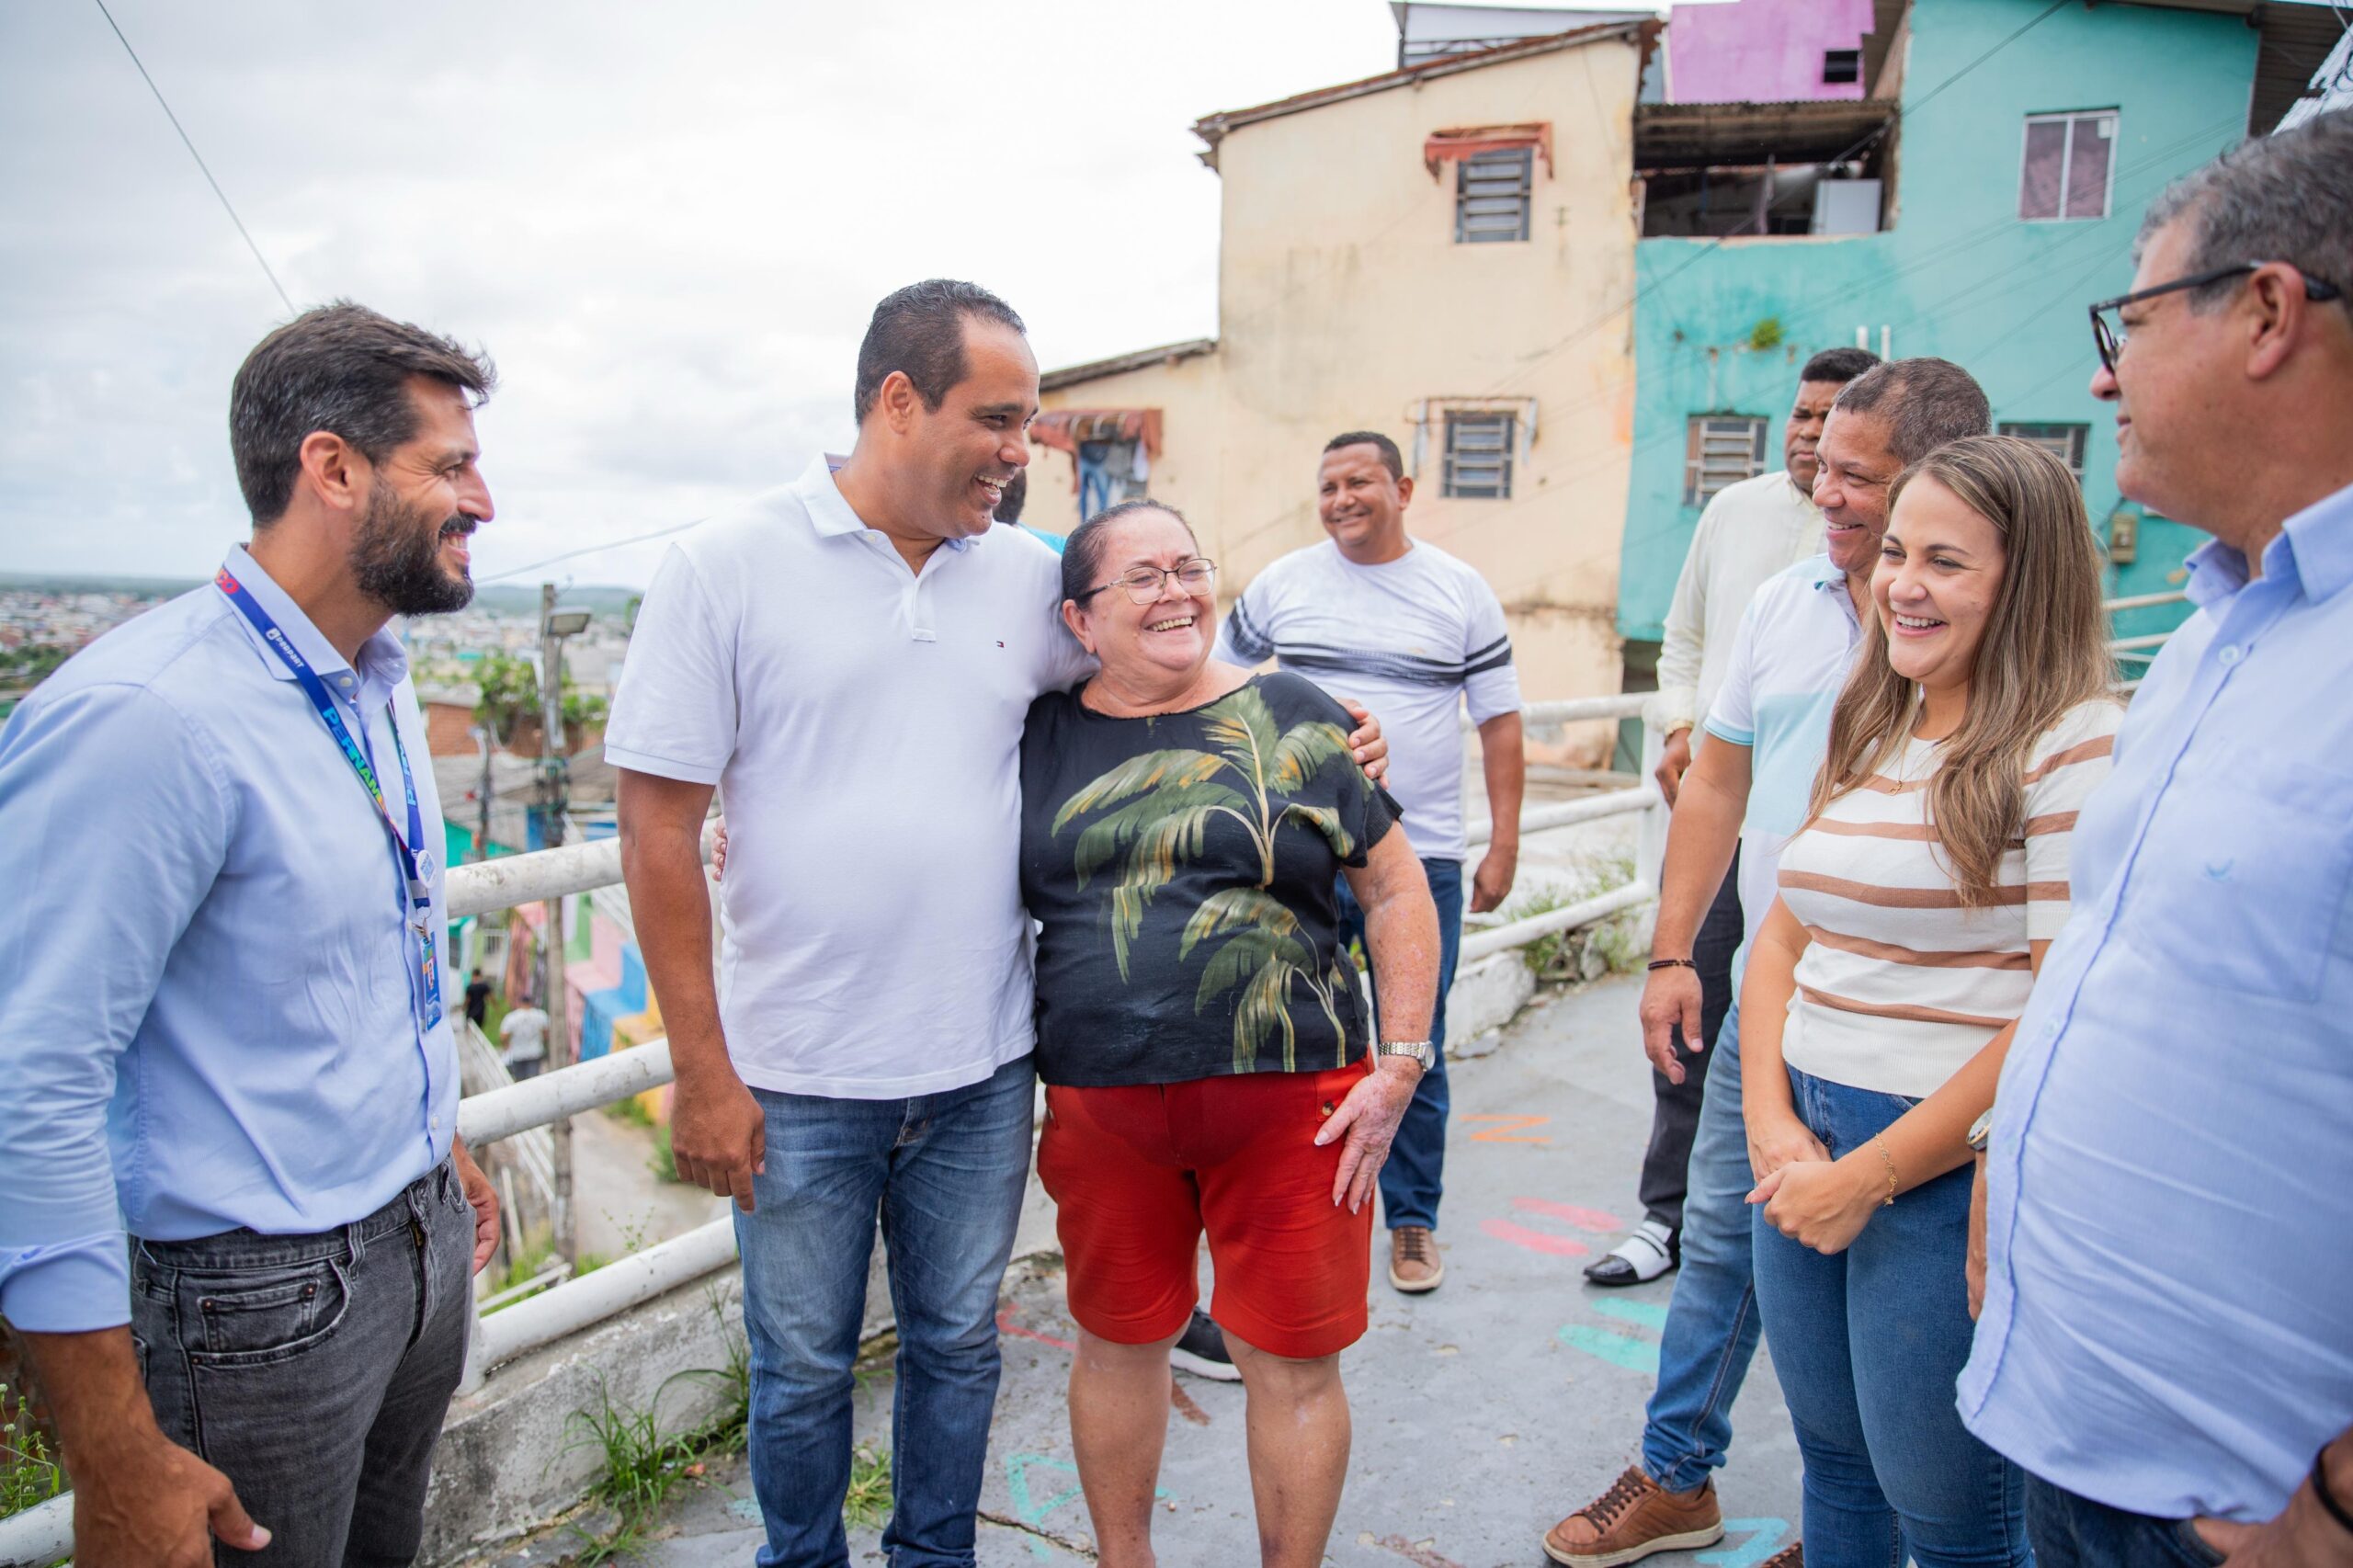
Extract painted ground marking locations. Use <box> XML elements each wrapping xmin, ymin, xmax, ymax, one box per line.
<box><xmin>1461</xmin><ymin>1113</ymin><xmax>1552</xmax><ymax>1143</ymax></box>
<box><xmin>1699</xmin><ymin>1517</ymin><xmax>1793</xmax><ymax>1568</ymax></box>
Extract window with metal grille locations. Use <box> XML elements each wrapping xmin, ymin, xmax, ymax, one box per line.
<box><xmin>2019</xmin><ymin>111</ymin><xmax>2117</xmax><ymax>222</ymax></box>
<box><xmin>1683</xmin><ymin>416</ymin><xmax>1768</xmax><ymax>507</ymax></box>
<box><xmin>1443</xmin><ymin>413</ymin><xmax>1515</xmax><ymax>498</ymax></box>
<box><xmin>1998</xmin><ymin>421</ymin><xmax>2090</xmax><ymax>483</ymax></box>
<box><xmin>1456</xmin><ymin>147</ymin><xmax>1533</xmax><ymax>244</ymax></box>
<box><xmin>1823</xmin><ymin>49</ymin><xmax>1861</xmax><ymax>85</ymax></box>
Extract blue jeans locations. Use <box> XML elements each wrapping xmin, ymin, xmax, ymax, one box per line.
<box><xmin>1640</xmin><ymin>995</ymin><xmax>1766</xmax><ymax>1492</ymax></box>
<box><xmin>734</xmin><ymin>1054</ymin><xmax>1037</xmax><ymax>1568</ymax></box>
<box><xmin>2024</xmin><ymin>1472</ymin><xmax>2222</xmax><ymax>1568</ymax></box>
<box><xmin>1336</xmin><ymin>855</ymin><xmax>1463</xmax><ymax>1232</ymax></box>
<box><xmin>1753</xmin><ymin>1066</ymin><xmax>2027</xmax><ymax>1568</ymax></box>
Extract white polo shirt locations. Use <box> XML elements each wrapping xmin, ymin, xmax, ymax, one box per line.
<box><xmin>604</xmin><ymin>457</ymin><xmax>1091</xmax><ymax>1098</ymax></box>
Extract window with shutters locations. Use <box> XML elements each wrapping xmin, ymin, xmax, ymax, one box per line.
<box><xmin>2019</xmin><ymin>111</ymin><xmax>2117</xmax><ymax>222</ymax></box>
<box><xmin>1456</xmin><ymin>147</ymin><xmax>1533</xmax><ymax>244</ymax></box>
<box><xmin>1998</xmin><ymin>421</ymin><xmax>2090</xmax><ymax>484</ymax></box>
<box><xmin>1443</xmin><ymin>413</ymin><xmax>1515</xmax><ymax>498</ymax></box>
<box><xmin>1683</xmin><ymin>416</ymin><xmax>1768</xmax><ymax>507</ymax></box>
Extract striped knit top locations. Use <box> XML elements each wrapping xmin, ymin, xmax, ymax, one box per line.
<box><xmin>1775</xmin><ymin>698</ymin><xmax>2122</xmax><ymax>1098</ymax></box>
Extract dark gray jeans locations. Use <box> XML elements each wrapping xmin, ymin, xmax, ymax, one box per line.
<box><xmin>131</xmin><ymin>1160</ymin><xmax>474</xmax><ymax>1567</ymax></box>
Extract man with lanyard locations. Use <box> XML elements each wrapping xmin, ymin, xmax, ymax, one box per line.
<box><xmin>0</xmin><ymin>303</ymin><xmax>503</xmax><ymax>1568</ymax></box>
<box><xmin>1545</xmin><ymin>359</ymin><xmax>1990</xmax><ymax>1568</ymax></box>
<box><xmin>1961</xmin><ymin>109</ymin><xmax>2353</xmax><ymax>1568</ymax></box>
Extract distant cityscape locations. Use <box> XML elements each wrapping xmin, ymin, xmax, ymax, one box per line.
<box><xmin>0</xmin><ymin>574</ymin><xmax>637</xmax><ymax>721</ymax></box>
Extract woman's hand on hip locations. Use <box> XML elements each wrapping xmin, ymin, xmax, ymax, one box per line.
<box><xmin>1749</xmin><ymin>1155</ymin><xmax>1881</xmax><ymax>1256</ymax></box>
<box><xmin>1316</xmin><ymin>1058</ymin><xmax>1423</xmax><ymax>1213</ymax></box>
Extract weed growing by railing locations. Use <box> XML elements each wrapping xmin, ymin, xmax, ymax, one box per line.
<box><xmin>0</xmin><ymin>1383</ymin><xmax>63</xmax><ymax>1523</ymax></box>
<box><xmin>1501</xmin><ymin>847</ymin><xmax>1644</xmax><ymax>983</ymax></box>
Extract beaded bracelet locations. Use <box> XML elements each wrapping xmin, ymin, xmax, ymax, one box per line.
<box><xmin>1646</xmin><ymin>957</ymin><xmax>1698</xmax><ymax>972</ymax></box>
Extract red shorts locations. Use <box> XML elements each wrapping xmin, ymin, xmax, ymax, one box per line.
<box><xmin>1036</xmin><ymin>1062</ymin><xmax>1373</xmax><ymax>1360</ymax></box>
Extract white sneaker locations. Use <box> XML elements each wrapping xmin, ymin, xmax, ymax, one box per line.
<box><xmin>1582</xmin><ymin>1219</ymin><xmax>1678</xmax><ymax>1288</ymax></box>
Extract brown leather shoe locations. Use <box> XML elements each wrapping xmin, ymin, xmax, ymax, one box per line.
<box><xmin>1388</xmin><ymin>1225</ymin><xmax>1443</xmax><ymax>1292</ymax></box>
<box><xmin>1757</xmin><ymin>1545</ymin><xmax>1803</xmax><ymax>1568</ymax></box>
<box><xmin>1542</xmin><ymin>1465</ymin><xmax>1724</xmax><ymax>1567</ymax></box>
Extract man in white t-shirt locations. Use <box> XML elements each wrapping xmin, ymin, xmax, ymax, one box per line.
<box><xmin>606</xmin><ymin>280</ymin><xmax>1383</xmax><ymax>1568</ymax></box>
<box><xmin>497</xmin><ymin>1005</ymin><xmax>549</xmax><ymax>1081</ymax></box>
<box><xmin>1590</xmin><ymin>347</ymin><xmax>1879</xmax><ymax>1290</ymax></box>
<box><xmin>1220</xmin><ymin>429</ymin><xmax>1524</xmax><ymax>1296</ymax></box>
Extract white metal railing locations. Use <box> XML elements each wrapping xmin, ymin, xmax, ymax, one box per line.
<box><xmin>2102</xmin><ymin>588</ymin><xmax>2188</xmax><ymax>614</ymax></box>
<box><xmin>0</xmin><ymin>706</ymin><xmax>1664</xmax><ymax>1568</ymax></box>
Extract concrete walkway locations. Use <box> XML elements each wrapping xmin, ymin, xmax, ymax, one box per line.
<box><xmin>605</xmin><ymin>973</ymin><xmax>1804</xmax><ymax>1566</ymax></box>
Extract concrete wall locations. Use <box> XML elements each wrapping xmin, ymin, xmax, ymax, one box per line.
<box><xmin>1618</xmin><ymin>0</ymin><xmax>2257</xmax><ymax>649</ymax></box>
<box><xmin>1666</xmin><ymin>0</ymin><xmax>1873</xmax><ymax>106</ymax></box>
<box><xmin>1039</xmin><ymin>33</ymin><xmax>1647</xmax><ymax>725</ymax></box>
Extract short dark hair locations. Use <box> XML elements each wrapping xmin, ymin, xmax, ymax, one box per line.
<box><xmin>853</xmin><ymin>279</ymin><xmax>1027</xmax><ymax>426</ymax></box>
<box><xmin>230</xmin><ymin>301</ymin><xmax>495</xmax><ymax>525</ymax></box>
<box><xmin>1061</xmin><ymin>499</ymin><xmax>1198</xmax><ymax>607</ymax></box>
<box><xmin>1799</xmin><ymin>347</ymin><xmax>1881</xmax><ymax>386</ymax></box>
<box><xmin>1322</xmin><ymin>429</ymin><xmax>1404</xmax><ymax>482</ymax></box>
<box><xmin>1832</xmin><ymin>357</ymin><xmax>1992</xmax><ymax>466</ymax></box>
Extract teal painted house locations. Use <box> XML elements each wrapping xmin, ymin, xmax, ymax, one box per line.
<box><xmin>1617</xmin><ymin>0</ymin><xmax>2336</xmax><ymax>673</ymax></box>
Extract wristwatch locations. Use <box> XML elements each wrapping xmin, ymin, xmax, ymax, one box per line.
<box><xmin>1965</xmin><ymin>1108</ymin><xmax>1995</xmax><ymax>1153</ymax></box>
<box><xmin>1377</xmin><ymin>1039</ymin><xmax>1436</xmax><ymax>1071</ymax></box>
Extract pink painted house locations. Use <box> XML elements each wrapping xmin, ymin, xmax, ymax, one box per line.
<box><xmin>1667</xmin><ymin>0</ymin><xmax>1876</xmax><ymax>104</ymax></box>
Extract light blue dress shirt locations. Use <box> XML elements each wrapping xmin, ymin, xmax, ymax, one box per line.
<box><xmin>0</xmin><ymin>547</ymin><xmax>457</xmax><ymax>1333</ymax></box>
<box><xmin>1960</xmin><ymin>481</ymin><xmax>2353</xmax><ymax>1522</ymax></box>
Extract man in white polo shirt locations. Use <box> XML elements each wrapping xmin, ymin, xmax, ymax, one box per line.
<box><xmin>1219</xmin><ymin>429</ymin><xmax>1524</xmax><ymax>1296</ymax></box>
<box><xmin>608</xmin><ymin>280</ymin><xmax>1381</xmax><ymax>1568</ymax></box>
<box><xmin>1590</xmin><ymin>347</ymin><xmax>1879</xmax><ymax>1290</ymax></box>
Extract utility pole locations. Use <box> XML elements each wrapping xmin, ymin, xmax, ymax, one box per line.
<box><xmin>539</xmin><ymin>583</ymin><xmax>575</xmax><ymax>1261</ymax></box>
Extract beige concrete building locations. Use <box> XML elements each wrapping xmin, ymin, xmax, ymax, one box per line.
<box><xmin>1026</xmin><ymin>20</ymin><xmax>1654</xmax><ymax>718</ymax></box>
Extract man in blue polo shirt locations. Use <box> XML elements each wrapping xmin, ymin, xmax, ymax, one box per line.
<box><xmin>1546</xmin><ymin>358</ymin><xmax>1991</xmax><ymax>1568</ymax></box>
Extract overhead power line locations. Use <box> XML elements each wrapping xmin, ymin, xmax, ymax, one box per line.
<box><xmin>478</xmin><ymin>517</ymin><xmax>709</xmax><ymax>584</ymax></box>
<box><xmin>93</xmin><ymin>0</ymin><xmax>294</xmax><ymax>314</ymax></box>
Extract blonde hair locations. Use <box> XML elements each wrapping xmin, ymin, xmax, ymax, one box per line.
<box><xmin>1807</xmin><ymin>434</ymin><xmax>2118</xmax><ymax>906</ymax></box>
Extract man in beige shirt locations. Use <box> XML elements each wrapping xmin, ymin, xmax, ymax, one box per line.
<box><xmin>1588</xmin><ymin>347</ymin><xmax>1879</xmax><ymax>1289</ymax></box>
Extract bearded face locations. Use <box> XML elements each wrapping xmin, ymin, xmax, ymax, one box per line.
<box><xmin>350</xmin><ymin>476</ymin><xmax>475</xmax><ymax>617</ymax></box>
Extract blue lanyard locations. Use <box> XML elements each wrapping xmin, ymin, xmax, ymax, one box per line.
<box><xmin>216</xmin><ymin>566</ymin><xmax>443</xmax><ymax>1032</ymax></box>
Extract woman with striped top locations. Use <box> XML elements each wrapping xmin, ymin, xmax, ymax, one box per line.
<box><xmin>1739</xmin><ymin>435</ymin><xmax>2121</xmax><ymax>1568</ymax></box>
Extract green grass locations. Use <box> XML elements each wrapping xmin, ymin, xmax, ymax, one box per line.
<box><xmin>0</xmin><ymin>1383</ymin><xmax>63</xmax><ymax>1523</ymax></box>
<box><xmin>1499</xmin><ymin>847</ymin><xmax>1644</xmax><ymax>983</ymax></box>
<box><xmin>559</xmin><ymin>1301</ymin><xmax>897</xmax><ymax>1561</ymax></box>
<box><xmin>844</xmin><ymin>1445</ymin><xmax>892</xmax><ymax>1530</ymax></box>
<box><xmin>650</xmin><ymin>1121</ymin><xmax>679</xmax><ymax>1185</ymax></box>
<box><xmin>605</xmin><ymin>1095</ymin><xmax>655</xmax><ymax>1130</ymax></box>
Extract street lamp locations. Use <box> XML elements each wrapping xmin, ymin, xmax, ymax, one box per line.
<box><xmin>540</xmin><ymin>588</ymin><xmax>592</xmax><ymax>1259</ymax></box>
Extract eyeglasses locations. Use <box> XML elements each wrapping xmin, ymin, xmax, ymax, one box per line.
<box><xmin>1078</xmin><ymin>558</ymin><xmax>1219</xmax><ymax>606</ymax></box>
<box><xmin>2089</xmin><ymin>261</ymin><xmax>2345</xmax><ymax>375</ymax></box>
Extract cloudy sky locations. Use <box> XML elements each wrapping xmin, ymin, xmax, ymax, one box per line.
<box><xmin>1</xmin><ymin>1</ymin><xmax>1654</xmax><ymax>589</ymax></box>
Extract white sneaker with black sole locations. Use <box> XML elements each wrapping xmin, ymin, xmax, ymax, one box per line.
<box><xmin>1169</xmin><ymin>1308</ymin><xmax>1241</xmax><ymax>1381</ymax></box>
<box><xmin>1582</xmin><ymin>1218</ymin><xmax>1678</xmax><ymax>1288</ymax></box>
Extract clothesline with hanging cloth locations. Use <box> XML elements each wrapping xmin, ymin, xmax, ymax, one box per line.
<box><xmin>1029</xmin><ymin>408</ymin><xmax>1165</xmax><ymax>460</ymax></box>
<box><xmin>1424</xmin><ymin>122</ymin><xmax>1552</xmax><ymax>178</ymax></box>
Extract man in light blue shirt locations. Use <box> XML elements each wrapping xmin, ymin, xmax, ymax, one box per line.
<box><xmin>0</xmin><ymin>303</ymin><xmax>504</xmax><ymax>1566</ymax></box>
<box><xmin>1960</xmin><ymin>110</ymin><xmax>2353</xmax><ymax>1567</ymax></box>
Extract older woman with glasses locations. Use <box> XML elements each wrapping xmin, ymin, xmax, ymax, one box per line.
<box><xmin>1017</xmin><ymin>498</ymin><xmax>1441</xmax><ymax>1568</ymax></box>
